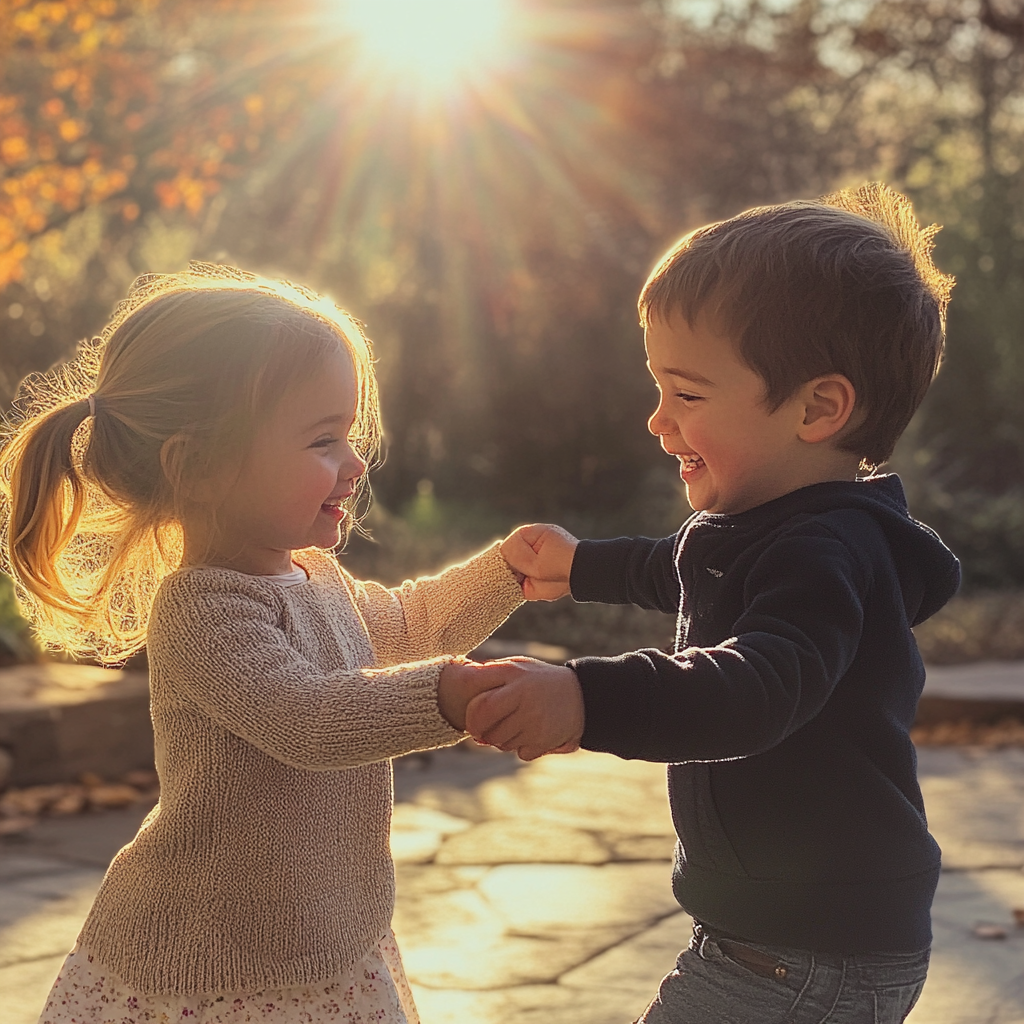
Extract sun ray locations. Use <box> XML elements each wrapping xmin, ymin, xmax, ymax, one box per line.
<box><xmin>339</xmin><ymin>0</ymin><xmax>513</xmax><ymax>92</ymax></box>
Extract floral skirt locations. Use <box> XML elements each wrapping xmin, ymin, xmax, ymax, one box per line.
<box><xmin>37</xmin><ymin>929</ymin><xmax>419</xmax><ymax>1024</ymax></box>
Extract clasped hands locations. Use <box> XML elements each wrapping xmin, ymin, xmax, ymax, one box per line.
<box><xmin>438</xmin><ymin>657</ymin><xmax>584</xmax><ymax>761</ymax></box>
<box><xmin>437</xmin><ymin>524</ymin><xmax>583</xmax><ymax>761</ymax></box>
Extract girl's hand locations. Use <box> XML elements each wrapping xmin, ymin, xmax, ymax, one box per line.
<box><xmin>437</xmin><ymin>659</ymin><xmax>509</xmax><ymax>731</ymax></box>
<box><xmin>465</xmin><ymin>658</ymin><xmax>584</xmax><ymax>761</ymax></box>
<box><xmin>500</xmin><ymin>524</ymin><xmax>579</xmax><ymax>601</ymax></box>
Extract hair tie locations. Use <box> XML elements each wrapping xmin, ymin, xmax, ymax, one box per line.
<box><xmin>86</xmin><ymin>394</ymin><xmax>97</xmax><ymax>418</ymax></box>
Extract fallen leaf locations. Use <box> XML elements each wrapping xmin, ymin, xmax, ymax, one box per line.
<box><xmin>122</xmin><ymin>769</ymin><xmax>158</xmax><ymax>789</ymax></box>
<box><xmin>0</xmin><ymin>816</ymin><xmax>37</xmax><ymax>836</ymax></box>
<box><xmin>87</xmin><ymin>784</ymin><xmax>140</xmax><ymax>809</ymax></box>
<box><xmin>0</xmin><ymin>785</ymin><xmax>62</xmax><ymax>816</ymax></box>
<box><xmin>50</xmin><ymin>790</ymin><xmax>87</xmax><ymax>815</ymax></box>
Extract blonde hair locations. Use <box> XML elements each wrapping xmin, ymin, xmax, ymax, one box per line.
<box><xmin>0</xmin><ymin>263</ymin><xmax>381</xmax><ymax>663</ymax></box>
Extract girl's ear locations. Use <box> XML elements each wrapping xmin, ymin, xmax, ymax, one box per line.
<box><xmin>159</xmin><ymin>433</ymin><xmax>187</xmax><ymax>490</ymax></box>
<box><xmin>160</xmin><ymin>433</ymin><xmax>224</xmax><ymax>504</ymax></box>
<box><xmin>797</xmin><ymin>374</ymin><xmax>857</xmax><ymax>444</ymax></box>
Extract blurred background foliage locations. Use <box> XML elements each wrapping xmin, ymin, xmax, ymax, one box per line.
<box><xmin>2</xmin><ymin>0</ymin><xmax>1023</xmax><ymax>660</ymax></box>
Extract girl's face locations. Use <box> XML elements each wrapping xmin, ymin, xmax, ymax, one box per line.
<box><xmin>201</xmin><ymin>347</ymin><xmax>367</xmax><ymax>575</ymax></box>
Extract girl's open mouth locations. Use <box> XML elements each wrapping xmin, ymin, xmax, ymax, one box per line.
<box><xmin>320</xmin><ymin>501</ymin><xmax>348</xmax><ymax>520</ymax></box>
<box><xmin>679</xmin><ymin>454</ymin><xmax>705</xmax><ymax>474</ymax></box>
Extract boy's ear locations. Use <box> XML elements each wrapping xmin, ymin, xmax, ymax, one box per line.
<box><xmin>796</xmin><ymin>375</ymin><xmax>857</xmax><ymax>444</ymax></box>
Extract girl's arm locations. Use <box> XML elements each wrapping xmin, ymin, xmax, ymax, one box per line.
<box><xmin>342</xmin><ymin>542</ymin><xmax>524</xmax><ymax>667</ymax></box>
<box><xmin>149</xmin><ymin>576</ymin><xmax>463</xmax><ymax>770</ymax></box>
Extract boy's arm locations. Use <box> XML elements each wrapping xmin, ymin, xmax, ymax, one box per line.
<box><xmin>570</xmin><ymin>535</ymin><xmax>681</xmax><ymax>614</ymax></box>
<box><xmin>343</xmin><ymin>542</ymin><xmax>523</xmax><ymax>666</ymax></box>
<box><xmin>573</xmin><ymin>524</ymin><xmax>868</xmax><ymax>763</ymax></box>
<box><xmin>501</xmin><ymin>525</ymin><xmax>681</xmax><ymax>613</ymax></box>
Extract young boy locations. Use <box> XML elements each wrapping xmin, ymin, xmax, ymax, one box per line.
<box><xmin>470</xmin><ymin>184</ymin><xmax>960</xmax><ymax>1022</ymax></box>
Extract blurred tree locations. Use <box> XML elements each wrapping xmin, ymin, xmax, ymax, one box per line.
<box><xmin>0</xmin><ymin>0</ymin><xmax>338</xmax><ymax>401</ymax></box>
<box><xmin>1</xmin><ymin>0</ymin><xmax>1022</xmax><ymax>585</ymax></box>
<box><xmin>644</xmin><ymin>0</ymin><xmax>876</xmax><ymax>226</ymax></box>
<box><xmin>835</xmin><ymin>0</ymin><xmax>1024</xmax><ymax>584</ymax></box>
<box><xmin>194</xmin><ymin>0</ymin><xmax>678</xmax><ymax>518</ymax></box>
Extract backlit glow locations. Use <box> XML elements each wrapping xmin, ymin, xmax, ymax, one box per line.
<box><xmin>342</xmin><ymin>0</ymin><xmax>511</xmax><ymax>91</ymax></box>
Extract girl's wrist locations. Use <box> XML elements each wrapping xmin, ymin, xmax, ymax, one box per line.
<box><xmin>436</xmin><ymin>657</ymin><xmax>474</xmax><ymax>731</ymax></box>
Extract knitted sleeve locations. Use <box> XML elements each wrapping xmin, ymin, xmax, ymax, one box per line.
<box><xmin>342</xmin><ymin>541</ymin><xmax>524</xmax><ymax>667</ymax></box>
<box><xmin>149</xmin><ymin>575</ymin><xmax>463</xmax><ymax>770</ymax></box>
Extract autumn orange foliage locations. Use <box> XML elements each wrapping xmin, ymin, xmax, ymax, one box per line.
<box><xmin>0</xmin><ymin>0</ymin><xmax>329</xmax><ymax>288</ymax></box>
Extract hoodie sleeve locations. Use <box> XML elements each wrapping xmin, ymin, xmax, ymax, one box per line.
<box><xmin>570</xmin><ymin>534</ymin><xmax>681</xmax><ymax>614</ymax></box>
<box><xmin>572</xmin><ymin>522</ymin><xmax>869</xmax><ymax>762</ymax></box>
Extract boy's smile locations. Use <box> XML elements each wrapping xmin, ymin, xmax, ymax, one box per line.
<box><xmin>645</xmin><ymin>313</ymin><xmax>857</xmax><ymax>515</ymax></box>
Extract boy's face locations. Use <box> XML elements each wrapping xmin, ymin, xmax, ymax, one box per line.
<box><xmin>645</xmin><ymin>311</ymin><xmax>819</xmax><ymax>515</ymax></box>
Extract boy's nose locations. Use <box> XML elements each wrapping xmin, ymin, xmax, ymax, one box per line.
<box><xmin>648</xmin><ymin>404</ymin><xmax>672</xmax><ymax>437</ymax></box>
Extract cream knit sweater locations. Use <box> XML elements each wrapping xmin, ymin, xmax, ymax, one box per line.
<box><xmin>76</xmin><ymin>542</ymin><xmax>523</xmax><ymax>995</ymax></box>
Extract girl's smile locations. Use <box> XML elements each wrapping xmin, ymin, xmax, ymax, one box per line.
<box><xmin>201</xmin><ymin>347</ymin><xmax>367</xmax><ymax>574</ymax></box>
<box><xmin>320</xmin><ymin>492</ymin><xmax>354</xmax><ymax>520</ymax></box>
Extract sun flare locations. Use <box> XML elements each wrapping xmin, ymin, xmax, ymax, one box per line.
<box><xmin>341</xmin><ymin>0</ymin><xmax>512</xmax><ymax>91</ymax></box>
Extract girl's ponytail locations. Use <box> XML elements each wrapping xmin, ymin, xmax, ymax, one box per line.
<box><xmin>0</xmin><ymin>342</ymin><xmax>186</xmax><ymax>663</ymax></box>
<box><xmin>2</xmin><ymin>397</ymin><xmax>93</xmax><ymax>616</ymax></box>
<box><xmin>0</xmin><ymin>264</ymin><xmax>381</xmax><ymax>664</ymax></box>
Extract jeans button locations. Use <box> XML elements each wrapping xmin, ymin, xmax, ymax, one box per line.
<box><xmin>775</xmin><ymin>966</ymin><xmax>787</xmax><ymax>979</ymax></box>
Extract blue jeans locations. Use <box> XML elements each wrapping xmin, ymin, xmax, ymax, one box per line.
<box><xmin>638</xmin><ymin>921</ymin><xmax>929</xmax><ymax>1024</ymax></box>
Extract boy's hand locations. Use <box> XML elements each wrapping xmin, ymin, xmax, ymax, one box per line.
<box><xmin>500</xmin><ymin>524</ymin><xmax>579</xmax><ymax>601</ymax></box>
<box><xmin>464</xmin><ymin>657</ymin><xmax>585</xmax><ymax>761</ymax></box>
<box><xmin>437</xmin><ymin>659</ymin><xmax>509</xmax><ymax>731</ymax></box>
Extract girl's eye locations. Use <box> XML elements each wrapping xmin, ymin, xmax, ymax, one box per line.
<box><xmin>310</xmin><ymin>437</ymin><xmax>337</xmax><ymax>449</ymax></box>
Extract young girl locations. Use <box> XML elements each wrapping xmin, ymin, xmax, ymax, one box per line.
<box><xmin>0</xmin><ymin>264</ymin><xmax>524</xmax><ymax>1024</ymax></box>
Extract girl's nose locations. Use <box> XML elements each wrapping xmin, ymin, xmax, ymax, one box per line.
<box><xmin>343</xmin><ymin>447</ymin><xmax>368</xmax><ymax>482</ymax></box>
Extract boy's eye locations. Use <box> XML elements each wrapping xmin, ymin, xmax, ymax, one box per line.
<box><xmin>675</xmin><ymin>392</ymin><xmax>704</xmax><ymax>402</ymax></box>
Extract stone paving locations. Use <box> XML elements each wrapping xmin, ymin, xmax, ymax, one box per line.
<box><xmin>2</xmin><ymin>743</ymin><xmax>1023</xmax><ymax>1024</ymax></box>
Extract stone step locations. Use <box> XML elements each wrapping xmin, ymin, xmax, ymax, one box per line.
<box><xmin>916</xmin><ymin>661</ymin><xmax>1024</xmax><ymax>725</ymax></box>
<box><xmin>0</xmin><ymin>664</ymin><xmax>152</xmax><ymax>788</ymax></box>
<box><xmin>1</xmin><ymin>655</ymin><xmax>1022</xmax><ymax>787</ymax></box>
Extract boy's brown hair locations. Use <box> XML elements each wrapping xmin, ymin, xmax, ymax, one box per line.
<box><xmin>638</xmin><ymin>183</ymin><xmax>954</xmax><ymax>468</ymax></box>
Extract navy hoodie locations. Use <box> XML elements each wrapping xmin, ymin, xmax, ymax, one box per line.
<box><xmin>569</xmin><ymin>475</ymin><xmax>960</xmax><ymax>953</ymax></box>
